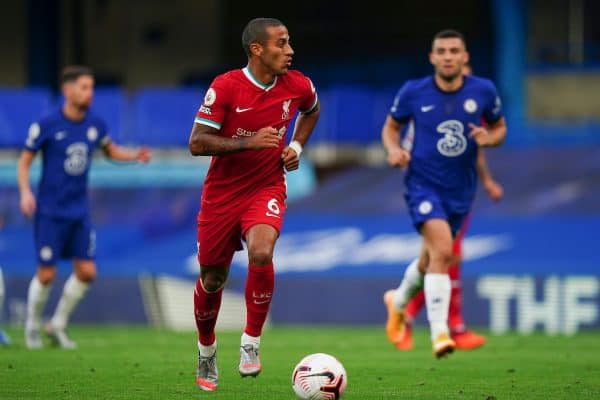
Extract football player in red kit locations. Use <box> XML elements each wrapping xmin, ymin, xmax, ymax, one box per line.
<box><xmin>188</xmin><ymin>18</ymin><xmax>320</xmax><ymax>391</ymax></box>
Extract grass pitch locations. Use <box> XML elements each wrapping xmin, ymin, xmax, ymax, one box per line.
<box><xmin>1</xmin><ymin>326</ymin><xmax>598</xmax><ymax>399</ymax></box>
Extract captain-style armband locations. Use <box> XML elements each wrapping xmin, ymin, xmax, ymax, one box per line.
<box><xmin>289</xmin><ymin>140</ymin><xmax>303</xmax><ymax>156</ymax></box>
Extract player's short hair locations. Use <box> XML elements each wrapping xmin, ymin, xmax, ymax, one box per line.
<box><xmin>242</xmin><ymin>18</ymin><xmax>285</xmax><ymax>57</ymax></box>
<box><xmin>61</xmin><ymin>65</ymin><xmax>93</xmax><ymax>84</ymax></box>
<box><xmin>432</xmin><ymin>29</ymin><xmax>467</xmax><ymax>49</ymax></box>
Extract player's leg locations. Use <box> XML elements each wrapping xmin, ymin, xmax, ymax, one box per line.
<box><xmin>194</xmin><ymin>209</ymin><xmax>241</xmax><ymax>391</ymax></box>
<box><xmin>399</xmin><ymin>288</ymin><xmax>426</xmax><ymax>351</ymax></box>
<box><xmin>195</xmin><ymin>263</ymin><xmax>229</xmax><ymax>391</ymax></box>
<box><xmin>447</xmin><ymin>222</ymin><xmax>486</xmax><ymax>349</ymax></box>
<box><xmin>238</xmin><ymin>190</ymin><xmax>284</xmax><ymax>377</ymax></box>
<box><xmin>239</xmin><ymin>223</ymin><xmax>277</xmax><ymax>377</ymax></box>
<box><xmin>45</xmin><ymin>258</ymin><xmax>95</xmax><ymax>349</ymax></box>
<box><xmin>46</xmin><ymin>218</ymin><xmax>95</xmax><ymax>349</ymax></box>
<box><xmin>0</xmin><ymin>267</ymin><xmax>11</xmax><ymax>345</ymax></box>
<box><xmin>25</xmin><ymin>214</ymin><xmax>60</xmax><ymax>349</ymax></box>
<box><xmin>421</xmin><ymin>218</ymin><xmax>455</xmax><ymax>358</ymax></box>
<box><xmin>384</xmin><ymin>252</ymin><xmax>427</xmax><ymax>348</ymax></box>
<box><xmin>25</xmin><ymin>266</ymin><xmax>56</xmax><ymax>349</ymax></box>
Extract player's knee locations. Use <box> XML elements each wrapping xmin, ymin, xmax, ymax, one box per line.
<box><xmin>201</xmin><ymin>271</ymin><xmax>226</xmax><ymax>292</ymax></box>
<box><xmin>77</xmin><ymin>270</ymin><xmax>96</xmax><ymax>283</ymax></box>
<box><xmin>248</xmin><ymin>247</ymin><xmax>273</xmax><ymax>267</ymax></box>
<box><xmin>37</xmin><ymin>268</ymin><xmax>56</xmax><ymax>285</ymax></box>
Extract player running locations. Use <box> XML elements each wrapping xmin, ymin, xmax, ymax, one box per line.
<box><xmin>392</xmin><ymin>62</ymin><xmax>504</xmax><ymax>351</ymax></box>
<box><xmin>189</xmin><ymin>18</ymin><xmax>320</xmax><ymax>391</ymax></box>
<box><xmin>17</xmin><ymin>65</ymin><xmax>151</xmax><ymax>349</ymax></box>
<box><xmin>0</xmin><ymin>265</ymin><xmax>10</xmax><ymax>346</ymax></box>
<box><xmin>381</xmin><ymin>29</ymin><xmax>506</xmax><ymax>358</ymax></box>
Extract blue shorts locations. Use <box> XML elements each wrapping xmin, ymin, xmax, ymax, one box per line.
<box><xmin>404</xmin><ymin>186</ymin><xmax>469</xmax><ymax>236</ymax></box>
<box><xmin>34</xmin><ymin>214</ymin><xmax>96</xmax><ymax>266</ymax></box>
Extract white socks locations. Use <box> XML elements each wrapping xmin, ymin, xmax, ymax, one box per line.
<box><xmin>26</xmin><ymin>275</ymin><xmax>52</xmax><ymax>331</ymax></box>
<box><xmin>50</xmin><ymin>274</ymin><xmax>89</xmax><ymax>330</ymax></box>
<box><xmin>392</xmin><ymin>258</ymin><xmax>424</xmax><ymax>311</ymax></box>
<box><xmin>198</xmin><ymin>340</ymin><xmax>217</xmax><ymax>357</ymax></box>
<box><xmin>241</xmin><ymin>332</ymin><xmax>260</xmax><ymax>348</ymax></box>
<box><xmin>0</xmin><ymin>267</ymin><xmax>4</xmax><ymax>322</ymax></box>
<box><xmin>425</xmin><ymin>273</ymin><xmax>451</xmax><ymax>341</ymax></box>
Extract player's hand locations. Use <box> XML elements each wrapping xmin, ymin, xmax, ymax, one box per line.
<box><xmin>137</xmin><ymin>146</ymin><xmax>152</xmax><ymax>163</ymax></box>
<box><xmin>282</xmin><ymin>146</ymin><xmax>300</xmax><ymax>171</ymax></box>
<box><xmin>386</xmin><ymin>146</ymin><xmax>411</xmax><ymax>169</ymax></box>
<box><xmin>469</xmin><ymin>123</ymin><xmax>491</xmax><ymax>146</ymax></box>
<box><xmin>20</xmin><ymin>190</ymin><xmax>36</xmax><ymax>218</ymax></box>
<box><xmin>246</xmin><ymin>127</ymin><xmax>280</xmax><ymax>150</ymax></box>
<box><xmin>484</xmin><ymin>179</ymin><xmax>504</xmax><ymax>202</ymax></box>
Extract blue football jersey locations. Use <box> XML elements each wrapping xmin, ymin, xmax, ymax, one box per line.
<box><xmin>389</xmin><ymin>75</ymin><xmax>503</xmax><ymax>207</ymax></box>
<box><xmin>24</xmin><ymin>108</ymin><xmax>110</xmax><ymax>219</ymax></box>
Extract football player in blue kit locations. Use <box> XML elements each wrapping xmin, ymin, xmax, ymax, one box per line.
<box><xmin>17</xmin><ymin>66</ymin><xmax>151</xmax><ymax>349</ymax></box>
<box><xmin>381</xmin><ymin>30</ymin><xmax>506</xmax><ymax>358</ymax></box>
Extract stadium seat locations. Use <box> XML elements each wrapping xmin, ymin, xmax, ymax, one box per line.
<box><xmin>131</xmin><ymin>87</ymin><xmax>204</xmax><ymax>146</ymax></box>
<box><xmin>0</xmin><ymin>88</ymin><xmax>52</xmax><ymax>148</ymax></box>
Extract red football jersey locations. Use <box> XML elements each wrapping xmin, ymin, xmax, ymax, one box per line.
<box><xmin>194</xmin><ymin>67</ymin><xmax>318</xmax><ymax>211</ymax></box>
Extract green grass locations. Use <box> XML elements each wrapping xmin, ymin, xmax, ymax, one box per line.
<box><xmin>0</xmin><ymin>326</ymin><xmax>599</xmax><ymax>399</ymax></box>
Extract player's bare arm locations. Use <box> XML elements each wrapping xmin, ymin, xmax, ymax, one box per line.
<box><xmin>468</xmin><ymin>116</ymin><xmax>506</xmax><ymax>147</ymax></box>
<box><xmin>16</xmin><ymin>150</ymin><xmax>37</xmax><ymax>218</ymax></box>
<box><xmin>381</xmin><ymin>115</ymin><xmax>411</xmax><ymax>168</ymax></box>
<box><xmin>476</xmin><ymin>148</ymin><xmax>504</xmax><ymax>202</ymax></box>
<box><xmin>282</xmin><ymin>102</ymin><xmax>320</xmax><ymax>171</ymax></box>
<box><xmin>103</xmin><ymin>142</ymin><xmax>151</xmax><ymax>163</ymax></box>
<box><xmin>188</xmin><ymin>123</ymin><xmax>280</xmax><ymax>156</ymax></box>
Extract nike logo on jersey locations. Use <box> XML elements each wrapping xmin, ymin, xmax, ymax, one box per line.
<box><xmin>421</xmin><ymin>105</ymin><xmax>435</xmax><ymax>112</ymax></box>
<box><xmin>235</xmin><ymin>106</ymin><xmax>253</xmax><ymax>113</ymax></box>
<box><xmin>265</xmin><ymin>212</ymin><xmax>281</xmax><ymax>218</ymax></box>
<box><xmin>253</xmin><ymin>299</ymin><xmax>271</xmax><ymax>305</ymax></box>
<box><xmin>55</xmin><ymin>131</ymin><xmax>67</xmax><ymax>140</ymax></box>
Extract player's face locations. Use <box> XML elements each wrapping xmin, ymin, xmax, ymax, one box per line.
<box><xmin>64</xmin><ymin>75</ymin><xmax>94</xmax><ymax>110</ymax></box>
<box><xmin>258</xmin><ymin>25</ymin><xmax>294</xmax><ymax>75</ymax></box>
<box><xmin>429</xmin><ymin>38</ymin><xmax>469</xmax><ymax>82</ymax></box>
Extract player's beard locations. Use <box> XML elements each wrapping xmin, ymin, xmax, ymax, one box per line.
<box><xmin>76</xmin><ymin>100</ymin><xmax>91</xmax><ymax>112</ymax></box>
<box><xmin>438</xmin><ymin>67</ymin><xmax>462</xmax><ymax>83</ymax></box>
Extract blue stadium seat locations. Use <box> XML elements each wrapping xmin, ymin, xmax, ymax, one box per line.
<box><xmin>131</xmin><ymin>87</ymin><xmax>204</xmax><ymax>146</ymax></box>
<box><xmin>0</xmin><ymin>88</ymin><xmax>52</xmax><ymax>148</ymax></box>
<box><xmin>93</xmin><ymin>87</ymin><xmax>128</xmax><ymax>143</ymax></box>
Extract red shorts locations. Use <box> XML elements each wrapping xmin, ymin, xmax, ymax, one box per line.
<box><xmin>197</xmin><ymin>187</ymin><xmax>286</xmax><ymax>267</ymax></box>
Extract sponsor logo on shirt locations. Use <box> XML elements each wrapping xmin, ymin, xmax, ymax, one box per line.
<box><xmin>421</xmin><ymin>105</ymin><xmax>435</xmax><ymax>112</ymax></box>
<box><xmin>55</xmin><ymin>131</ymin><xmax>67</xmax><ymax>140</ymax></box>
<box><xmin>235</xmin><ymin>106</ymin><xmax>253</xmax><ymax>113</ymax></box>
<box><xmin>199</xmin><ymin>105</ymin><xmax>212</xmax><ymax>115</ymax></box>
<box><xmin>236</xmin><ymin>127</ymin><xmax>257</xmax><ymax>137</ymax></box>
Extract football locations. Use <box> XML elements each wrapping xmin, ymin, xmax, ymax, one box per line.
<box><xmin>291</xmin><ymin>353</ymin><xmax>347</xmax><ymax>399</ymax></box>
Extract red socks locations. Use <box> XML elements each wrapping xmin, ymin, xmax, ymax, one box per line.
<box><xmin>447</xmin><ymin>264</ymin><xmax>465</xmax><ymax>332</ymax></box>
<box><xmin>193</xmin><ymin>278</ymin><xmax>223</xmax><ymax>346</ymax></box>
<box><xmin>244</xmin><ymin>263</ymin><xmax>275</xmax><ymax>337</ymax></box>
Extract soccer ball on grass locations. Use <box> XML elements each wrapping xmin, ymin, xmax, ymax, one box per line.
<box><xmin>291</xmin><ymin>353</ymin><xmax>347</xmax><ymax>399</ymax></box>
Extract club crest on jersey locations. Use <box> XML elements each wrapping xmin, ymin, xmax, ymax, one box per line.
<box><xmin>464</xmin><ymin>99</ymin><xmax>478</xmax><ymax>113</ymax></box>
<box><xmin>87</xmin><ymin>126</ymin><xmax>98</xmax><ymax>141</ymax></box>
<box><xmin>436</xmin><ymin>119</ymin><xmax>467</xmax><ymax>157</ymax></box>
<box><xmin>278</xmin><ymin>126</ymin><xmax>287</xmax><ymax>138</ymax></box>
<box><xmin>204</xmin><ymin>88</ymin><xmax>216</xmax><ymax>106</ymax></box>
<box><xmin>282</xmin><ymin>99</ymin><xmax>291</xmax><ymax>119</ymax></box>
<box><xmin>418</xmin><ymin>201</ymin><xmax>433</xmax><ymax>215</ymax></box>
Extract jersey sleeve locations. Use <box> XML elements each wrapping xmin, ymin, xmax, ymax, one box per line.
<box><xmin>298</xmin><ymin>76</ymin><xmax>318</xmax><ymax>114</ymax></box>
<box><xmin>389</xmin><ymin>82</ymin><xmax>413</xmax><ymax>123</ymax></box>
<box><xmin>194</xmin><ymin>76</ymin><xmax>230</xmax><ymax>130</ymax></box>
<box><xmin>482</xmin><ymin>81</ymin><xmax>504</xmax><ymax>124</ymax></box>
<box><xmin>24</xmin><ymin>121</ymin><xmax>48</xmax><ymax>152</ymax></box>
